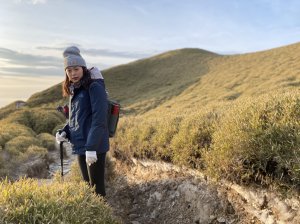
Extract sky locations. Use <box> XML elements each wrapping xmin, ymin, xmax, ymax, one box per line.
<box><xmin>1</xmin><ymin>0</ymin><xmax>300</xmax><ymax>107</ymax></box>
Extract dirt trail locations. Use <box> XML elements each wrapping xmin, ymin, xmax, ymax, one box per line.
<box><xmin>45</xmin><ymin>146</ymin><xmax>300</xmax><ymax>224</ymax></box>
<box><xmin>105</xmin><ymin>158</ymin><xmax>300</xmax><ymax>224</ymax></box>
<box><xmin>47</xmin><ymin>142</ymin><xmax>75</xmax><ymax>177</ymax></box>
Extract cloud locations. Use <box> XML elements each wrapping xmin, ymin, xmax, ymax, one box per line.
<box><xmin>37</xmin><ymin>46</ymin><xmax>154</xmax><ymax>59</ymax></box>
<box><xmin>14</xmin><ymin>0</ymin><xmax>47</xmax><ymax>4</ymax></box>
<box><xmin>0</xmin><ymin>66</ymin><xmax>62</xmax><ymax>77</ymax></box>
<box><xmin>0</xmin><ymin>47</ymin><xmax>61</xmax><ymax>76</ymax></box>
<box><xmin>0</xmin><ymin>46</ymin><xmax>142</xmax><ymax>76</ymax></box>
<box><xmin>0</xmin><ymin>45</ymin><xmax>155</xmax><ymax>78</ymax></box>
<box><xmin>132</xmin><ymin>5</ymin><xmax>150</xmax><ymax>16</ymax></box>
<box><xmin>83</xmin><ymin>48</ymin><xmax>153</xmax><ymax>59</ymax></box>
<box><xmin>0</xmin><ymin>47</ymin><xmax>61</xmax><ymax>67</ymax></box>
<box><xmin>30</xmin><ymin>0</ymin><xmax>47</xmax><ymax>4</ymax></box>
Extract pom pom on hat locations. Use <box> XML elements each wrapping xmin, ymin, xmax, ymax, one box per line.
<box><xmin>63</xmin><ymin>46</ymin><xmax>86</xmax><ymax>70</ymax></box>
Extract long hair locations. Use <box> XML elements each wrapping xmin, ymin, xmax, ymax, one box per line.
<box><xmin>62</xmin><ymin>67</ymin><xmax>92</xmax><ymax>97</ymax></box>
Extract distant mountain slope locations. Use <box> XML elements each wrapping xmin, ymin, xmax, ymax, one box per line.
<box><xmin>149</xmin><ymin>42</ymin><xmax>300</xmax><ymax>114</ymax></box>
<box><xmin>3</xmin><ymin>42</ymin><xmax>300</xmax><ymax>116</ymax></box>
<box><xmin>21</xmin><ymin>48</ymin><xmax>219</xmax><ymax>114</ymax></box>
<box><xmin>101</xmin><ymin>48</ymin><xmax>219</xmax><ymax>113</ymax></box>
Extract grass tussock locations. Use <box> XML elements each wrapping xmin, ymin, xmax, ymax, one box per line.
<box><xmin>0</xmin><ymin>120</ymin><xmax>57</xmax><ymax>178</ymax></box>
<box><xmin>2</xmin><ymin>108</ymin><xmax>64</xmax><ymax>134</ymax></box>
<box><xmin>5</xmin><ymin>136</ymin><xmax>42</xmax><ymax>157</ymax></box>
<box><xmin>0</xmin><ymin>101</ymin><xmax>24</xmax><ymax>120</ymax></box>
<box><xmin>37</xmin><ymin>133</ymin><xmax>56</xmax><ymax>151</ymax></box>
<box><xmin>111</xmin><ymin>108</ymin><xmax>219</xmax><ymax>168</ymax></box>
<box><xmin>0</xmin><ymin>122</ymin><xmax>35</xmax><ymax>148</ymax></box>
<box><xmin>111</xmin><ymin>90</ymin><xmax>300</xmax><ymax>191</ymax></box>
<box><xmin>0</xmin><ymin>178</ymin><xmax>118</xmax><ymax>224</ymax></box>
<box><xmin>205</xmin><ymin>91</ymin><xmax>300</xmax><ymax>188</ymax></box>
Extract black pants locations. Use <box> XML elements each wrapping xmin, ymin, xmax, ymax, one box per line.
<box><xmin>77</xmin><ymin>152</ymin><xmax>106</xmax><ymax>197</ymax></box>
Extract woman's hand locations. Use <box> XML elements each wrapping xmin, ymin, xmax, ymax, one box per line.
<box><xmin>86</xmin><ymin>151</ymin><xmax>97</xmax><ymax>166</ymax></box>
<box><xmin>56</xmin><ymin>131</ymin><xmax>67</xmax><ymax>144</ymax></box>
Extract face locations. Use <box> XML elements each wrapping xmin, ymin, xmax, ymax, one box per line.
<box><xmin>65</xmin><ymin>66</ymin><xmax>84</xmax><ymax>83</ymax></box>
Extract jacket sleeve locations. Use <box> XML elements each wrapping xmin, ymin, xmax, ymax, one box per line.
<box><xmin>85</xmin><ymin>82</ymin><xmax>108</xmax><ymax>151</ymax></box>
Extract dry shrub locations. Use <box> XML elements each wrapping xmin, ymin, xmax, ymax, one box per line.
<box><xmin>5</xmin><ymin>136</ymin><xmax>42</xmax><ymax>157</ymax></box>
<box><xmin>152</xmin><ymin>116</ymin><xmax>182</xmax><ymax>162</ymax></box>
<box><xmin>171</xmin><ymin>111</ymin><xmax>216</xmax><ymax>168</ymax></box>
<box><xmin>62</xmin><ymin>161</ymin><xmax>82</xmax><ymax>183</ymax></box>
<box><xmin>0</xmin><ymin>122</ymin><xmax>35</xmax><ymax>148</ymax></box>
<box><xmin>0</xmin><ymin>178</ymin><xmax>118</xmax><ymax>224</ymax></box>
<box><xmin>204</xmin><ymin>91</ymin><xmax>300</xmax><ymax>188</ymax></box>
<box><xmin>37</xmin><ymin>133</ymin><xmax>56</xmax><ymax>151</ymax></box>
<box><xmin>21</xmin><ymin>146</ymin><xmax>48</xmax><ymax>178</ymax></box>
<box><xmin>111</xmin><ymin>109</ymin><xmax>218</xmax><ymax>169</ymax></box>
<box><xmin>3</xmin><ymin>108</ymin><xmax>64</xmax><ymax>134</ymax></box>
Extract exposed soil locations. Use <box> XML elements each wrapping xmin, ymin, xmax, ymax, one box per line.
<box><xmin>105</xmin><ymin>157</ymin><xmax>300</xmax><ymax>224</ymax></box>
<box><xmin>106</xmin><ymin>158</ymin><xmax>261</xmax><ymax>224</ymax></box>
<box><xmin>41</xmin><ymin>145</ymin><xmax>300</xmax><ymax>224</ymax></box>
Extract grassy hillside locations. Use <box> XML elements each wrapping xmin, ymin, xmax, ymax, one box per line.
<box><xmin>19</xmin><ymin>42</ymin><xmax>300</xmax><ymax>116</ymax></box>
<box><xmin>1</xmin><ymin>42</ymin><xmax>300</xmax><ymax>193</ymax></box>
<box><xmin>113</xmin><ymin>91</ymin><xmax>300</xmax><ymax>189</ymax></box>
<box><xmin>23</xmin><ymin>48</ymin><xmax>219</xmax><ymax>114</ymax></box>
<box><xmin>148</xmin><ymin>42</ymin><xmax>300</xmax><ymax>114</ymax></box>
<box><xmin>1</xmin><ymin>41</ymin><xmax>300</xmax><ymax>223</ymax></box>
<box><xmin>101</xmin><ymin>48</ymin><xmax>219</xmax><ymax>113</ymax></box>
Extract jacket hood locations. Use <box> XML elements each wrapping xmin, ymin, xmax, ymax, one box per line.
<box><xmin>90</xmin><ymin>67</ymin><xmax>104</xmax><ymax>80</ymax></box>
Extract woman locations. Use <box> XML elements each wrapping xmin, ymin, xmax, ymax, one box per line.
<box><xmin>56</xmin><ymin>46</ymin><xmax>109</xmax><ymax>197</ymax></box>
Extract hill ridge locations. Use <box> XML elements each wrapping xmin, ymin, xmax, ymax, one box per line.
<box><xmin>1</xmin><ymin>41</ymin><xmax>300</xmax><ymax>115</ymax></box>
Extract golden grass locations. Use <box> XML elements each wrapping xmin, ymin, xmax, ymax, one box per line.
<box><xmin>0</xmin><ymin>178</ymin><xmax>118</xmax><ymax>224</ymax></box>
<box><xmin>1</xmin><ymin>42</ymin><xmax>300</xmax><ymax>193</ymax></box>
<box><xmin>110</xmin><ymin>90</ymin><xmax>300</xmax><ymax>191</ymax></box>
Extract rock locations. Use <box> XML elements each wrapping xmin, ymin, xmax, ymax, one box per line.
<box><xmin>131</xmin><ymin>221</ymin><xmax>140</xmax><ymax>224</ymax></box>
<box><xmin>217</xmin><ymin>217</ymin><xmax>226</xmax><ymax>223</ymax></box>
<box><xmin>169</xmin><ymin>190</ymin><xmax>180</xmax><ymax>199</ymax></box>
<box><xmin>178</xmin><ymin>182</ymin><xmax>198</xmax><ymax>203</ymax></box>
<box><xmin>147</xmin><ymin>191</ymin><xmax>162</xmax><ymax>206</ymax></box>
<box><xmin>150</xmin><ymin>210</ymin><xmax>157</xmax><ymax>219</ymax></box>
<box><xmin>128</xmin><ymin>213</ymin><xmax>139</xmax><ymax>219</ymax></box>
<box><xmin>209</xmin><ymin>215</ymin><xmax>216</xmax><ymax>220</ymax></box>
<box><xmin>153</xmin><ymin>192</ymin><xmax>162</xmax><ymax>201</ymax></box>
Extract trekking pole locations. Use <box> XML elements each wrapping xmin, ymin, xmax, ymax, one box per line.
<box><xmin>60</xmin><ymin>141</ymin><xmax>64</xmax><ymax>178</ymax></box>
<box><xmin>59</xmin><ymin>132</ymin><xmax>66</xmax><ymax>178</ymax></box>
<box><xmin>56</xmin><ymin>104</ymin><xmax>69</xmax><ymax>179</ymax></box>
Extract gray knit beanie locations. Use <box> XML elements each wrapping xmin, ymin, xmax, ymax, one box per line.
<box><xmin>63</xmin><ymin>46</ymin><xmax>86</xmax><ymax>70</ymax></box>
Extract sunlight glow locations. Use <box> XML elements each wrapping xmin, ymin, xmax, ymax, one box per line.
<box><xmin>0</xmin><ymin>75</ymin><xmax>62</xmax><ymax>108</ymax></box>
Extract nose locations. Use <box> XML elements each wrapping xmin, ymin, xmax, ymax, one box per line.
<box><xmin>70</xmin><ymin>70</ymin><xmax>77</xmax><ymax>77</ymax></box>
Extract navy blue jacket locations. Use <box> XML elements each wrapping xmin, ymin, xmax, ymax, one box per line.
<box><xmin>63</xmin><ymin>79</ymin><xmax>109</xmax><ymax>155</ymax></box>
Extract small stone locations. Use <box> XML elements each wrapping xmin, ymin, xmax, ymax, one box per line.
<box><xmin>209</xmin><ymin>215</ymin><xmax>216</xmax><ymax>220</ymax></box>
<box><xmin>217</xmin><ymin>217</ymin><xmax>226</xmax><ymax>223</ymax></box>
<box><xmin>150</xmin><ymin>210</ymin><xmax>157</xmax><ymax>219</ymax></box>
<box><xmin>171</xmin><ymin>201</ymin><xmax>176</xmax><ymax>207</ymax></box>
<box><xmin>129</xmin><ymin>207</ymin><xmax>137</xmax><ymax>213</ymax></box>
<box><xmin>128</xmin><ymin>214</ymin><xmax>139</xmax><ymax>219</ymax></box>
<box><xmin>153</xmin><ymin>192</ymin><xmax>162</xmax><ymax>201</ymax></box>
<box><xmin>131</xmin><ymin>221</ymin><xmax>140</xmax><ymax>224</ymax></box>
